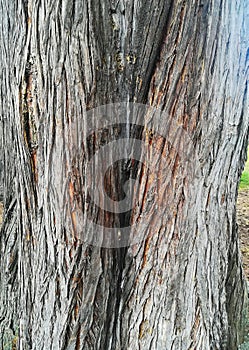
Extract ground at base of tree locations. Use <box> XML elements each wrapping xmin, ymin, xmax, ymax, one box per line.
<box><xmin>238</xmin><ymin>188</ymin><xmax>249</xmax><ymax>280</ymax></box>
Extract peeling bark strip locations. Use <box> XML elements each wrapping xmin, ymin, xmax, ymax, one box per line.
<box><xmin>19</xmin><ymin>59</ymin><xmax>38</xmax><ymax>183</ymax></box>
<box><xmin>0</xmin><ymin>1</ymin><xmax>249</xmax><ymax>349</ymax></box>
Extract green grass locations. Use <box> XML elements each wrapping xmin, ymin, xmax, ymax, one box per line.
<box><xmin>240</xmin><ymin>148</ymin><xmax>249</xmax><ymax>190</ymax></box>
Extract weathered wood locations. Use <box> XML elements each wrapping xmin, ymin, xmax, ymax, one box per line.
<box><xmin>0</xmin><ymin>0</ymin><xmax>248</xmax><ymax>349</ymax></box>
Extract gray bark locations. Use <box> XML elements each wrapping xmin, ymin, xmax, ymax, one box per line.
<box><xmin>0</xmin><ymin>0</ymin><xmax>249</xmax><ymax>349</ymax></box>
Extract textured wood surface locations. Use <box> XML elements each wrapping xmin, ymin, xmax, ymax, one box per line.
<box><xmin>0</xmin><ymin>0</ymin><xmax>249</xmax><ymax>349</ymax></box>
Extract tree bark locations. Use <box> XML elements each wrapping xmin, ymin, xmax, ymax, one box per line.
<box><xmin>0</xmin><ymin>0</ymin><xmax>249</xmax><ymax>349</ymax></box>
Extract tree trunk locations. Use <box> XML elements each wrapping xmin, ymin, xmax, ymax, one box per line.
<box><xmin>0</xmin><ymin>1</ymin><xmax>249</xmax><ymax>349</ymax></box>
